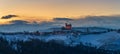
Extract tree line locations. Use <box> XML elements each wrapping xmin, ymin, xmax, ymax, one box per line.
<box><xmin>0</xmin><ymin>37</ymin><xmax>120</xmax><ymax>54</ymax></box>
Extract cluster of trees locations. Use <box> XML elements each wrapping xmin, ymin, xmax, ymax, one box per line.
<box><xmin>0</xmin><ymin>37</ymin><xmax>120</xmax><ymax>54</ymax></box>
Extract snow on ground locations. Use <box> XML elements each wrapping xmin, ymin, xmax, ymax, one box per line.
<box><xmin>1</xmin><ymin>31</ymin><xmax>120</xmax><ymax>50</ymax></box>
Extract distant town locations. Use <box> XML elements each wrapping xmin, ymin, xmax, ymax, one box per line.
<box><xmin>1</xmin><ymin>23</ymin><xmax>119</xmax><ymax>36</ymax></box>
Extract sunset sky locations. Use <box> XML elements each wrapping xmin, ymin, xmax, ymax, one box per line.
<box><xmin>0</xmin><ymin>0</ymin><xmax>120</xmax><ymax>32</ymax></box>
<box><xmin>0</xmin><ymin>0</ymin><xmax>120</xmax><ymax>24</ymax></box>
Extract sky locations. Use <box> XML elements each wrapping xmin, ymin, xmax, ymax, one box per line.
<box><xmin>0</xmin><ymin>0</ymin><xmax>120</xmax><ymax>32</ymax></box>
<box><xmin>1</xmin><ymin>0</ymin><xmax>120</xmax><ymax>17</ymax></box>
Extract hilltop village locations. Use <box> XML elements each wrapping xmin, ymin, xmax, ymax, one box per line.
<box><xmin>33</xmin><ymin>23</ymin><xmax>113</xmax><ymax>36</ymax></box>
<box><xmin>0</xmin><ymin>23</ymin><xmax>116</xmax><ymax>36</ymax></box>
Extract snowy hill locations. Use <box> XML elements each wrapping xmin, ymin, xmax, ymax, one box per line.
<box><xmin>0</xmin><ymin>27</ymin><xmax>120</xmax><ymax>50</ymax></box>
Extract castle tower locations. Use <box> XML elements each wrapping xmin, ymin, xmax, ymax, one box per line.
<box><xmin>65</xmin><ymin>23</ymin><xmax>72</xmax><ymax>30</ymax></box>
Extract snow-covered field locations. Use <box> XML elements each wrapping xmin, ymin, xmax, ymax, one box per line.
<box><xmin>0</xmin><ymin>30</ymin><xmax>120</xmax><ymax>50</ymax></box>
